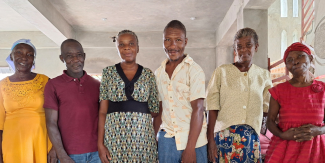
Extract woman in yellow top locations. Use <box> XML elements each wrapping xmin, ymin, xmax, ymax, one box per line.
<box><xmin>0</xmin><ymin>39</ymin><xmax>55</xmax><ymax>163</ymax></box>
<box><xmin>206</xmin><ymin>28</ymin><xmax>272</xmax><ymax>163</ymax></box>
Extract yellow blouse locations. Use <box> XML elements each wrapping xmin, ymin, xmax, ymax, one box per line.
<box><xmin>0</xmin><ymin>74</ymin><xmax>52</xmax><ymax>163</ymax></box>
<box><xmin>206</xmin><ymin>64</ymin><xmax>272</xmax><ymax>134</ymax></box>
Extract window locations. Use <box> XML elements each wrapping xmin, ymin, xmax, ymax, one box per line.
<box><xmin>281</xmin><ymin>30</ymin><xmax>287</xmax><ymax>58</ymax></box>
<box><xmin>281</xmin><ymin>0</ymin><xmax>288</xmax><ymax>17</ymax></box>
<box><xmin>293</xmin><ymin>0</ymin><xmax>299</xmax><ymax>17</ymax></box>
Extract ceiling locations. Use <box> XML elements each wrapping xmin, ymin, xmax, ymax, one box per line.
<box><xmin>0</xmin><ymin>0</ymin><xmax>276</xmax><ymax>33</ymax></box>
<box><xmin>48</xmin><ymin>0</ymin><xmax>234</xmax><ymax>32</ymax></box>
<box><xmin>0</xmin><ymin>0</ymin><xmax>39</xmax><ymax>31</ymax></box>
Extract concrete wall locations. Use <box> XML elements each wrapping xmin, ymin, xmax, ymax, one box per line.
<box><xmin>244</xmin><ymin>9</ymin><xmax>268</xmax><ymax>69</ymax></box>
<box><xmin>268</xmin><ymin>0</ymin><xmax>301</xmax><ymax>62</ymax></box>
<box><xmin>0</xmin><ymin>31</ymin><xmax>217</xmax><ymax>83</ymax></box>
<box><xmin>78</xmin><ymin>31</ymin><xmax>216</xmax><ymax>84</ymax></box>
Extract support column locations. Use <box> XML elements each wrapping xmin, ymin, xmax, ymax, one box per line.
<box><xmin>243</xmin><ymin>9</ymin><xmax>269</xmax><ymax>69</ymax></box>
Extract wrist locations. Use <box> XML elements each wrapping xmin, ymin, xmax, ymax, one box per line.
<box><xmin>207</xmin><ymin>134</ymin><xmax>215</xmax><ymax>141</ymax></box>
<box><xmin>316</xmin><ymin>126</ymin><xmax>323</xmax><ymax>135</ymax></box>
<box><xmin>185</xmin><ymin>144</ymin><xmax>196</xmax><ymax>150</ymax></box>
<box><xmin>98</xmin><ymin>142</ymin><xmax>105</xmax><ymax>147</ymax></box>
<box><xmin>56</xmin><ymin>150</ymin><xmax>69</xmax><ymax>159</ymax></box>
<box><xmin>278</xmin><ymin>132</ymin><xmax>285</xmax><ymax>140</ymax></box>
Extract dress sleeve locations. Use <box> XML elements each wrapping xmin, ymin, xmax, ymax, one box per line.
<box><xmin>189</xmin><ymin>66</ymin><xmax>206</xmax><ymax>101</ymax></box>
<box><xmin>206</xmin><ymin>68</ymin><xmax>221</xmax><ymax>111</ymax></box>
<box><xmin>148</xmin><ymin>70</ymin><xmax>159</xmax><ymax>113</ymax></box>
<box><xmin>99</xmin><ymin>68</ymin><xmax>109</xmax><ymax>102</ymax></box>
<box><xmin>0</xmin><ymin>85</ymin><xmax>6</xmax><ymax>130</ymax></box>
<box><xmin>154</xmin><ymin>69</ymin><xmax>162</xmax><ymax>102</ymax></box>
<box><xmin>43</xmin><ymin>80</ymin><xmax>59</xmax><ymax>110</ymax></box>
<box><xmin>268</xmin><ymin>86</ymin><xmax>279</xmax><ymax>101</ymax></box>
<box><xmin>263</xmin><ymin>71</ymin><xmax>273</xmax><ymax>113</ymax></box>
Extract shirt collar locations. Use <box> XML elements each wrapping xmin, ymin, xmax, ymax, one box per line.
<box><xmin>62</xmin><ymin>70</ymin><xmax>88</xmax><ymax>82</ymax></box>
<box><xmin>161</xmin><ymin>54</ymin><xmax>194</xmax><ymax>67</ymax></box>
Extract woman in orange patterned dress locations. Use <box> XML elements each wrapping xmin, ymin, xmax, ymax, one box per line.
<box><xmin>0</xmin><ymin>39</ymin><xmax>55</xmax><ymax>163</ymax></box>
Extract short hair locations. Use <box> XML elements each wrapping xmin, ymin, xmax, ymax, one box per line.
<box><xmin>233</xmin><ymin>27</ymin><xmax>259</xmax><ymax>48</ymax></box>
<box><xmin>60</xmin><ymin>39</ymin><xmax>83</xmax><ymax>54</ymax></box>
<box><xmin>164</xmin><ymin>20</ymin><xmax>187</xmax><ymax>37</ymax></box>
<box><xmin>112</xmin><ymin>30</ymin><xmax>139</xmax><ymax>46</ymax></box>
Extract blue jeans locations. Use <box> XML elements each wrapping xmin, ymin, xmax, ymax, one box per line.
<box><xmin>158</xmin><ymin>131</ymin><xmax>207</xmax><ymax>163</ymax></box>
<box><xmin>59</xmin><ymin>151</ymin><xmax>101</xmax><ymax>163</ymax></box>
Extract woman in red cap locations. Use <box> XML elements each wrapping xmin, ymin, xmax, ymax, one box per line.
<box><xmin>265</xmin><ymin>42</ymin><xmax>325</xmax><ymax>162</ymax></box>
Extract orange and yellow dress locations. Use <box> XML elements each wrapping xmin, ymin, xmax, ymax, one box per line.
<box><xmin>0</xmin><ymin>74</ymin><xmax>52</xmax><ymax>163</ymax></box>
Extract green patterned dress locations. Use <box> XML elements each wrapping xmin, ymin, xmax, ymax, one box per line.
<box><xmin>100</xmin><ymin>63</ymin><xmax>159</xmax><ymax>163</ymax></box>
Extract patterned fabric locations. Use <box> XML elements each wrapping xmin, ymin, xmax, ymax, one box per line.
<box><xmin>1</xmin><ymin>74</ymin><xmax>44</xmax><ymax>107</ymax></box>
<box><xmin>100</xmin><ymin>64</ymin><xmax>159</xmax><ymax>162</ymax></box>
<box><xmin>265</xmin><ymin>80</ymin><xmax>325</xmax><ymax>163</ymax></box>
<box><xmin>104</xmin><ymin>112</ymin><xmax>157</xmax><ymax>163</ymax></box>
<box><xmin>155</xmin><ymin>54</ymin><xmax>207</xmax><ymax>150</ymax></box>
<box><xmin>100</xmin><ymin>64</ymin><xmax>159</xmax><ymax>113</ymax></box>
<box><xmin>206</xmin><ymin>63</ymin><xmax>272</xmax><ymax>134</ymax></box>
<box><xmin>214</xmin><ymin>125</ymin><xmax>261</xmax><ymax>163</ymax></box>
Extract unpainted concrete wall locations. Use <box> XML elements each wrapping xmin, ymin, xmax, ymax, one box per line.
<box><xmin>0</xmin><ymin>31</ymin><xmax>217</xmax><ymax>83</ymax></box>
<box><xmin>268</xmin><ymin>0</ymin><xmax>301</xmax><ymax>62</ymax></box>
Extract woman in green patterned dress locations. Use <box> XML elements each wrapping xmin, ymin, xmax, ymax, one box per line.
<box><xmin>98</xmin><ymin>30</ymin><xmax>159</xmax><ymax>163</ymax></box>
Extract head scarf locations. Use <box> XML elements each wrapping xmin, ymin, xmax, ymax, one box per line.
<box><xmin>6</xmin><ymin>39</ymin><xmax>36</xmax><ymax>72</ymax></box>
<box><xmin>283</xmin><ymin>42</ymin><xmax>311</xmax><ymax>63</ymax></box>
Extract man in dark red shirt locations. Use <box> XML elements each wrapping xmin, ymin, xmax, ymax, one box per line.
<box><xmin>44</xmin><ymin>39</ymin><xmax>100</xmax><ymax>163</ymax></box>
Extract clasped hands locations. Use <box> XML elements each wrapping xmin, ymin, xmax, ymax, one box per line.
<box><xmin>280</xmin><ymin>124</ymin><xmax>321</xmax><ymax>142</ymax></box>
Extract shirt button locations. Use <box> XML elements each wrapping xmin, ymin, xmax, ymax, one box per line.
<box><xmin>173</xmin><ymin>121</ymin><xmax>175</xmax><ymax>124</ymax></box>
<box><xmin>171</xmin><ymin>109</ymin><xmax>174</xmax><ymax>111</ymax></box>
<box><xmin>244</xmin><ymin>73</ymin><xmax>247</xmax><ymax>76</ymax></box>
<box><xmin>170</xmin><ymin>96</ymin><xmax>172</xmax><ymax>98</ymax></box>
<box><xmin>243</xmin><ymin>106</ymin><xmax>246</xmax><ymax>109</ymax></box>
<box><xmin>73</xmin><ymin>79</ymin><xmax>76</xmax><ymax>81</ymax></box>
<box><xmin>80</xmin><ymin>84</ymin><xmax>82</xmax><ymax>86</ymax></box>
<box><xmin>242</xmin><ymin>120</ymin><xmax>245</xmax><ymax>123</ymax></box>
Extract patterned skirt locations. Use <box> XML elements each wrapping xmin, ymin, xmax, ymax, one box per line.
<box><xmin>104</xmin><ymin>112</ymin><xmax>157</xmax><ymax>163</ymax></box>
<box><xmin>214</xmin><ymin>125</ymin><xmax>261</xmax><ymax>163</ymax></box>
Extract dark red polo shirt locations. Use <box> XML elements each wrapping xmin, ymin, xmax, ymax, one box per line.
<box><xmin>44</xmin><ymin>71</ymin><xmax>100</xmax><ymax>155</ymax></box>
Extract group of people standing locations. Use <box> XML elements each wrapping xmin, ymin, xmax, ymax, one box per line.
<box><xmin>0</xmin><ymin>19</ymin><xmax>324</xmax><ymax>163</ymax></box>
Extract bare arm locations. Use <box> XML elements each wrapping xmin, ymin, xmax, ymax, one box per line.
<box><xmin>207</xmin><ymin>110</ymin><xmax>219</xmax><ymax>162</ymax></box>
<box><xmin>266</xmin><ymin>97</ymin><xmax>284</xmax><ymax>138</ymax></box>
<box><xmin>266</xmin><ymin>97</ymin><xmax>299</xmax><ymax>141</ymax></box>
<box><xmin>98</xmin><ymin>100</ymin><xmax>108</xmax><ymax>147</ymax></box>
<box><xmin>187</xmin><ymin>98</ymin><xmax>205</xmax><ymax>148</ymax></box>
<box><xmin>45</xmin><ymin>108</ymin><xmax>73</xmax><ymax>162</ymax></box>
<box><xmin>153</xmin><ymin>102</ymin><xmax>162</xmax><ymax>138</ymax></box>
<box><xmin>207</xmin><ymin>110</ymin><xmax>218</xmax><ymax>142</ymax></box>
<box><xmin>181</xmin><ymin>98</ymin><xmax>205</xmax><ymax>162</ymax></box>
<box><xmin>97</xmin><ymin>100</ymin><xmax>111</xmax><ymax>163</ymax></box>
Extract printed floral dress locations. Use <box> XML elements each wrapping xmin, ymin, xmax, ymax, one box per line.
<box><xmin>100</xmin><ymin>63</ymin><xmax>159</xmax><ymax>163</ymax></box>
<box><xmin>214</xmin><ymin>125</ymin><xmax>261</xmax><ymax>163</ymax></box>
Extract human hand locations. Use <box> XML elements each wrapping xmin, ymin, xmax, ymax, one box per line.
<box><xmin>98</xmin><ymin>144</ymin><xmax>112</xmax><ymax>163</ymax></box>
<box><xmin>207</xmin><ymin>140</ymin><xmax>218</xmax><ymax>163</ymax></box>
<box><xmin>47</xmin><ymin>147</ymin><xmax>58</xmax><ymax>163</ymax></box>
<box><xmin>279</xmin><ymin>128</ymin><xmax>297</xmax><ymax>140</ymax></box>
<box><xmin>181</xmin><ymin>147</ymin><xmax>196</xmax><ymax>163</ymax></box>
<box><xmin>294</xmin><ymin>124</ymin><xmax>320</xmax><ymax>142</ymax></box>
<box><xmin>58</xmin><ymin>156</ymin><xmax>74</xmax><ymax>163</ymax></box>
